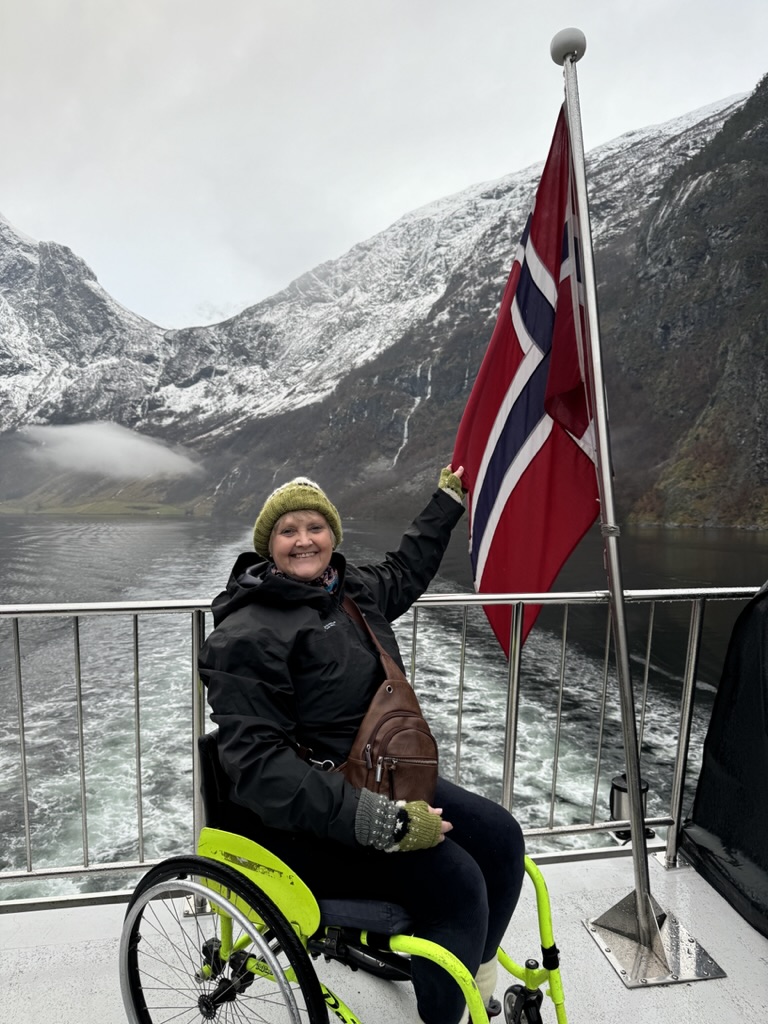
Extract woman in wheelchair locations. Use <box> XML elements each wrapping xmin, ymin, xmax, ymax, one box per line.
<box><xmin>197</xmin><ymin>469</ymin><xmax>526</xmax><ymax>1024</ymax></box>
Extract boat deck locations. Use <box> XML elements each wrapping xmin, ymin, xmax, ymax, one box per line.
<box><xmin>3</xmin><ymin>850</ymin><xmax>767</xmax><ymax>1023</ymax></box>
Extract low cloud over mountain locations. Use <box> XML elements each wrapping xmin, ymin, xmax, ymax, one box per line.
<box><xmin>21</xmin><ymin>422</ymin><xmax>201</xmax><ymax>479</ymax></box>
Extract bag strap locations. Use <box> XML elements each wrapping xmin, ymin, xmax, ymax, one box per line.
<box><xmin>342</xmin><ymin>595</ymin><xmax>407</xmax><ymax>682</ymax></box>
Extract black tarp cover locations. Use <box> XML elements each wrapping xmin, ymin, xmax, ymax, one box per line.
<box><xmin>680</xmin><ymin>583</ymin><xmax>768</xmax><ymax>939</ymax></box>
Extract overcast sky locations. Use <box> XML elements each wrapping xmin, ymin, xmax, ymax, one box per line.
<box><xmin>1</xmin><ymin>0</ymin><xmax>765</xmax><ymax>328</ymax></box>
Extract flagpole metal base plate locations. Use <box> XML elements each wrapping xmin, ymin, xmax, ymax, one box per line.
<box><xmin>583</xmin><ymin>890</ymin><xmax>726</xmax><ymax>988</ymax></box>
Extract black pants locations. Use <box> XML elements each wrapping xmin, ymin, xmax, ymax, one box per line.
<box><xmin>248</xmin><ymin>778</ymin><xmax>525</xmax><ymax>1024</ymax></box>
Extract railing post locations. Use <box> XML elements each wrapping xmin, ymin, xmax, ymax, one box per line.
<box><xmin>410</xmin><ymin>606</ymin><xmax>419</xmax><ymax>684</ymax></box>
<box><xmin>665</xmin><ymin>598</ymin><xmax>705</xmax><ymax>868</ymax></box>
<box><xmin>12</xmin><ymin>618</ymin><xmax>34</xmax><ymax>873</ymax></box>
<box><xmin>590</xmin><ymin>608</ymin><xmax>613</xmax><ymax>823</ymax></box>
<box><xmin>501</xmin><ymin>602</ymin><xmax>524</xmax><ymax>810</ymax></box>
<box><xmin>73</xmin><ymin>616</ymin><xmax>90</xmax><ymax>868</ymax></box>
<box><xmin>191</xmin><ymin>609</ymin><xmax>207</xmax><ymax>848</ymax></box>
<box><xmin>454</xmin><ymin>606</ymin><xmax>469</xmax><ymax>784</ymax></box>
<box><xmin>132</xmin><ymin>615</ymin><xmax>145</xmax><ymax>862</ymax></box>
<box><xmin>548</xmin><ymin>605</ymin><xmax>569</xmax><ymax>828</ymax></box>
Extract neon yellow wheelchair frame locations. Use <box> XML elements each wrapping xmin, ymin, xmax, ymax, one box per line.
<box><xmin>196</xmin><ymin>826</ymin><xmax>568</xmax><ymax>1024</ymax></box>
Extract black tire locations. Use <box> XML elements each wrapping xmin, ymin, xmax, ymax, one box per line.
<box><xmin>120</xmin><ymin>855</ymin><xmax>328</xmax><ymax>1023</ymax></box>
<box><xmin>504</xmin><ymin>985</ymin><xmax>544</xmax><ymax>1024</ymax></box>
<box><xmin>522</xmin><ymin>1006</ymin><xmax>544</xmax><ymax>1024</ymax></box>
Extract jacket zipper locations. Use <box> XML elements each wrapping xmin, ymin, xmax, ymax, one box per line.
<box><xmin>375</xmin><ymin>754</ymin><xmax>437</xmax><ymax>783</ymax></box>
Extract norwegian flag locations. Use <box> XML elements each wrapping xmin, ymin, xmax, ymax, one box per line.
<box><xmin>453</xmin><ymin>107</ymin><xmax>599</xmax><ymax>653</ymax></box>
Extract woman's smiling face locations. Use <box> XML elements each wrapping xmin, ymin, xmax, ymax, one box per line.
<box><xmin>269</xmin><ymin>509</ymin><xmax>334</xmax><ymax>581</ymax></box>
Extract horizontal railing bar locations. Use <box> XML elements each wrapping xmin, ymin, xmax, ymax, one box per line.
<box><xmin>0</xmin><ymin>586</ymin><xmax>758</xmax><ymax>620</ymax></box>
<box><xmin>523</xmin><ymin>816</ymin><xmax>672</xmax><ymax>839</ymax></box>
<box><xmin>530</xmin><ymin>839</ymin><xmax>667</xmax><ymax>867</ymax></box>
<box><xmin>0</xmin><ymin>889</ymin><xmax>136</xmax><ymax>915</ymax></box>
<box><xmin>415</xmin><ymin>586</ymin><xmax>759</xmax><ymax>607</ymax></box>
<box><xmin>0</xmin><ymin>819</ymin><xmax>672</xmax><ymax>883</ymax></box>
<box><xmin>1</xmin><ymin>845</ymin><xmax>672</xmax><ymax>913</ymax></box>
<box><xmin>0</xmin><ymin>600</ymin><xmax>209</xmax><ymax>617</ymax></box>
<box><xmin>0</xmin><ymin>859</ymin><xmax>162</xmax><ymax>883</ymax></box>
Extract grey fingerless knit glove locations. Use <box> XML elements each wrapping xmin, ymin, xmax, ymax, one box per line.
<box><xmin>439</xmin><ymin>466</ymin><xmax>466</xmax><ymax>504</ymax></box>
<box><xmin>355</xmin><ymin>789</ymin><xmax>443</xmax><ymax>852</ymax></box>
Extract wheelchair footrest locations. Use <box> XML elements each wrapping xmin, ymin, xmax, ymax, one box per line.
<box><xmin>308</xmin><ymin>925</ymin><xmax>412</xmax><ymax>981</ymax></box>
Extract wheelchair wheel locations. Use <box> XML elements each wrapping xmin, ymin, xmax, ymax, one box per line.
<box><xmin>120</xmin><ymin>855</ymin><xmax>328</xmax><ymax>1023</ymax></box>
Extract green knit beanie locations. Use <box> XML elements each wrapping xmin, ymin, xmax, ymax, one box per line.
<box><xmin>252</xmin><ymin>477</ymin><xmax>343</xmax><ymax>557</ymax></box>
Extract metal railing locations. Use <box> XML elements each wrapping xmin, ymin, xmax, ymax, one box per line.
<box><xmin>0</xmin><ymin>586</ymin><xmax>757</xmax><ymax>910</ymax></box>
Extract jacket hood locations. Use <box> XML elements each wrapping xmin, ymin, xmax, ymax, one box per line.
<box><xmin>210</xmin><ymin>550</ymin><xmax>348</xmax><ymax>627</ymax></box>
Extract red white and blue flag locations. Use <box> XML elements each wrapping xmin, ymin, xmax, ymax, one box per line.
<box><xmin>453</xmin><ymin>107</ymin><xmax>599</xmax><ymax>654</ymax></box>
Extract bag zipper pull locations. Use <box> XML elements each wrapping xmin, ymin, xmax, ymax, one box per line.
<box><xmin>375</xmin><ymin>756</ymin><xmax>384</xmax><ymax>782</ymax></box>
<box><xmin>365</xmin><ymin>744</ymin><xmax>373</xmax><ymax>769</ymax></box>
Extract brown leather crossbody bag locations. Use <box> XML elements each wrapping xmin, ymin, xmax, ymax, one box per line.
<box><xmin>332</xmin><ymin>596</ymin><xmax>438</xmax><ymax>803</ymax></box>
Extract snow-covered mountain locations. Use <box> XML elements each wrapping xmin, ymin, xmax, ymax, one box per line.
<box><xmin>0</xmin><ymin>215</ymin><xmax>174</xmax><ymax>429</ymax></box>
<box><xmin>1</xmin><ymin>82</ymin><xmax>766</xmax><ymax>526</ymax></box>
<box><xmin>0</xmin><ymin>95</ymin><xmax>745</xmax><ymax>441</ymax></box>
<box><xmin>121</xmin><ymin>94</ymin><xmax>753</xmax><ymax>447</ymax></box>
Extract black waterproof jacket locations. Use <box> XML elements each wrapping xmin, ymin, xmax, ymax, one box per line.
<box><xmin>198</xmin><ymin>488</ymin><xmax>464</xmax><ymax>847</ymax></box>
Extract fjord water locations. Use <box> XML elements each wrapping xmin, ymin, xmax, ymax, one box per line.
<box><xmin>0</xmin><ymin>514</ymin><xmax>765</xmax><ymax>898</ymax></box>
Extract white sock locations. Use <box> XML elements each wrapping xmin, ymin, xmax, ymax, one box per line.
<box><xmin>456</xmin><ymin>957</ymin><xmax>498</xmax><ymax>1024</ymax></box>
<box><xmin>475</xmin><ymin>957</ymin><xmax>498</xmax><ymax>1006</ymax></box>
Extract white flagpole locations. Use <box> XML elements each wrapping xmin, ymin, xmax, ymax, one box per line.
<box><xmin>548</xmin><ymin>30</ymin><xmax>727</xmax><ymax>989</ymax></box>
<box><xmin>550</xmin><ymin>28</ymin><xmax>657</xmax><ymax>950</ymax></box>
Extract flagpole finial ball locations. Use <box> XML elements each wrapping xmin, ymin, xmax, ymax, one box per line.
<box><xmin>550</xmin><ymin>28</ymin><xmax>587</xmax><ymax>66</ymax></box>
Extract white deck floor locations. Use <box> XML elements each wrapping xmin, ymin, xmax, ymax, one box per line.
<box><xmin>2</xmin><ymin>851</ymin><xmax>767</xmax><ymax>1024</ymax></box>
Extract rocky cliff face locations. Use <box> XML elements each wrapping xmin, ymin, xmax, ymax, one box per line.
<box><xmin>0</xmin><ymin>218</ymin><xmax>173</xmax><ymax>430</ymax></box>
<box><xmin>599</xmin><ymin>74</ymin><xmax>768</xmax><ymax>526</ymax></box>
<box><xmin>0</xmin><ymin>81</ymin><xmax>765</xmax><ymax>526</ymax></box>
